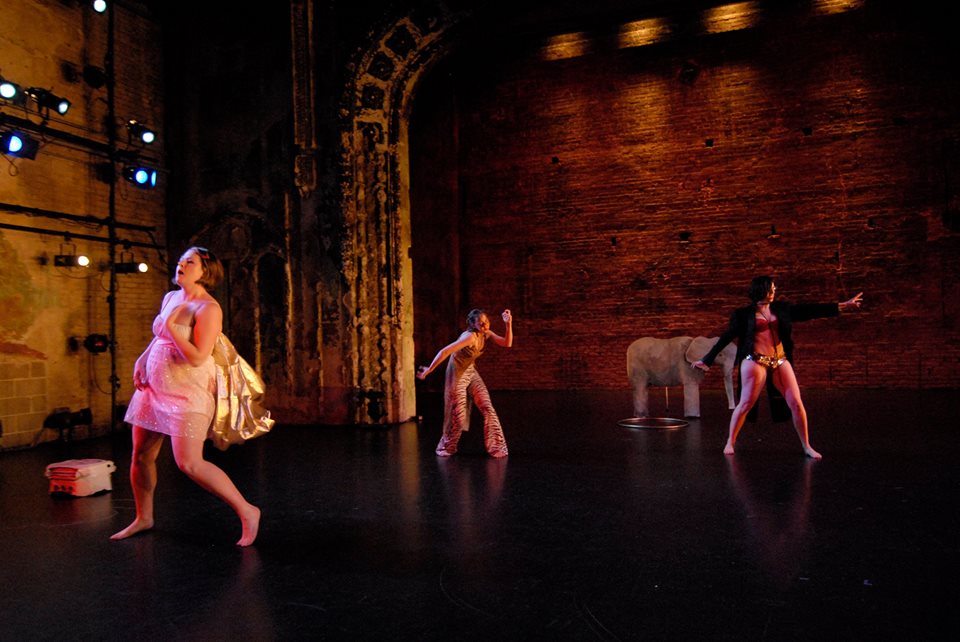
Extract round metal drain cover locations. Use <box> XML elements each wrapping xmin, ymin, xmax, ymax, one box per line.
<box><xmin>618</xmin><ymin>417</ymin><xmax>689</xmax><ymax>430</ymax></box>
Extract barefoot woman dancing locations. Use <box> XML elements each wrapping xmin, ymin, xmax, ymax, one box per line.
<box><xmin>693</xmin><ymin>276</ymin><xmax>863</xmax><ymax>459</ymax></box>
<box><xmin>111</xmin><ymin>247</ymin><xmax>260</xmax><ymax>546</ymax></box>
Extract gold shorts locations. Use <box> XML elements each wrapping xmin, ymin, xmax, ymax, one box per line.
<box><xmin>745</xmin><ymin>352</ymin><xmax>786</xmax><ymax>369</ymax></box>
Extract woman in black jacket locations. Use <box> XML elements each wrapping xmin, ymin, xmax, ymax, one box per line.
<box><xmin>693</xmin><ymin>276</ymin><xmax>862</xmax><ymax>459</ymax></box>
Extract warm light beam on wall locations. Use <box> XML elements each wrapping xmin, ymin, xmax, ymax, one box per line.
<box><xmin>813</xmin><ymin>0</ymin><xmax>866</xmax><ymax>15</ymax></box>
<box><xmin>542</xmin><ymin>32</ymin><xmax>592</xmax><ymax>61</ymax></box>
<box><xmin>702</xmin><ymin>2</ymin><xmax>761</xmax><ymax>34</ymax></box>
<box><xmin>618</xmin><ymin>18</ymin><xmax>671</xmax><ymax>49</ymax></box>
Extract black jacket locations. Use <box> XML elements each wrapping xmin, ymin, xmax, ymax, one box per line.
<box><xmin>702</xmin><ymin>300</ymin><xmax>839</xmax><ymax>366</ymax></box>
<box><xmin>701</xmin><ymin>300</ymin><xmax>839</xmax><ymax>422</ymax></box>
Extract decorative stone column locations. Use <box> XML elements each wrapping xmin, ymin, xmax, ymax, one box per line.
<box><xmin>335</xmin><ymin>4</ymin><xmax>467</xmax><ymax>424</ymax></box>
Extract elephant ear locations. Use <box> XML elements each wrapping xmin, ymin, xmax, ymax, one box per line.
<box><xmin>685</xmin><ymin>336</ymin><xmax>714</xmax><ymax>364</ymax></box>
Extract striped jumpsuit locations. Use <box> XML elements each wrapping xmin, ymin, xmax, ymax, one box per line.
<box><xmin>435</xmin><ymin>330</ymin><xmax>509</xmax><ymax>458</ymax></box>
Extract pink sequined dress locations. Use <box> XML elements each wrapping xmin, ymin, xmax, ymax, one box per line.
<box><xmin>124</xmin><ymin>302</ymin><xmax>216</xmax><ymax>440</ymax></box>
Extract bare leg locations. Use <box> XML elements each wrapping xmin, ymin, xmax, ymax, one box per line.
<box><xmin>772</xmin><ymin>362</ymin><xmax>821</xmax><ymax>460</ymax></box>
<box><xmin>170</xmin><ymin>436</ymin><xmax>261</xmax><ymax>546</ymax></box>
<box><xmin>111</xmin><ymin>426</ymin><xmax>165</xmax><ymax>540</ymax></box>
<box><xmin>724</xmin><ymin>361</ymin><xmax>767</xmax><ymax>455</ymax></box>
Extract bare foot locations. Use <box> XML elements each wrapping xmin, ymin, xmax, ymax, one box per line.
<box><xmin>803</xmin><ymin>446</ymin><xmax>823</xmax><ymax>460</ymax></box>
<box><xmin>237</xmin><ymin>506</ymin><xmax>261</xmax><ymax>547</ymax></box>
<box><xmin>110</xmin><ymin>518</ymin><xmax>154</xmax><ymax>541</ymax></box>
<box><xmin>723</xmin><ymin>443</ymin><xmax>735</xmax><ymax>456</ymax></box>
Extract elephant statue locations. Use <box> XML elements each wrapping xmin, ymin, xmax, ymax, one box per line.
<box><xmin>626</xmin><ymin>336</ymin><xmax>737</xmax><ymax>418</ymax></box>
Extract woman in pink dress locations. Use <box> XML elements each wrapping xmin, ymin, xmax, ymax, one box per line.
<box><xmin>111</xmin><ymin>247</ymin><xmax>260</xmax><ymax>546</ymax></box>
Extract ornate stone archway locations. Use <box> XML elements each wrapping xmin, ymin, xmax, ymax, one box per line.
<box><xmin>334</xmin><ymin>3</ymin><xmax>468</xmax><ymax>423</ymax></box>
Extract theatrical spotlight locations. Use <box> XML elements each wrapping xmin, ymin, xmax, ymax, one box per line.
<box><xmin>1</xmin><ymin>130</ymin><xmax>40</xmax><ymax>159</ymax></box>
<box><xmin>126</xmin><ymin>120</ymin><xmax>156</xmax><ymax>145</ymax></box>
<box><xmin>115</xmin><ymin>261</ymin><xmax>148</xmax><ymax>274</ymax></box>
<box><xmin>92</xmin><ymin>0</ymin><xmax>108</xmax><ymax>13</ymax></box>
<box><xmin>123</xmin><ymin>165</ymin><xmax>158</xmax><ymax>188</ymax></box>
<box><xmin>115</xmin><ymin>251</ymin><xmax>149</xmax><ymax>274</ymax></box>
<box><xmin>53</xmin><ymin>241</ymin><xmax>90</xmax><ymax>268</ymax></box>
<box><xmin>43</xmin><ymin>407</ymin><xmax>93</xmax><ymax>441</ymax></box>
<box><xmin>1</xmin><ymin>77</ymin><xmax>27</xmax><ymax>105</ymax></box>
<box><xmin>83</xmin><ymin>334</ymin><xmax>109</xmax><ymax>353</ymax></box>
<box><xmin>27</xmin><ymin>87</ymin><xmax>71</xmax><ymax>116</ymax></box>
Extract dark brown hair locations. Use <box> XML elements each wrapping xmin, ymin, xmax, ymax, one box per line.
<box><xmin>466</xmin><ymin>308</ymin><xmax>487</xmax><ymax>331</ymax></box>
<box><xmin>748</xmin><ymin>275</ymin><xmax>775</xmax><ymax>303</ymax></box>
<box><xmin>173</xmin><ymin>246</ymin><xmax>224</xmax><ymax>289</ymax></box>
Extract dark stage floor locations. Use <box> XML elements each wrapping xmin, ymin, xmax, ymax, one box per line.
<box><xmin>1</xmin><ymin>389</ymin><xmax>958</xmax><ymax>641</ymax></box>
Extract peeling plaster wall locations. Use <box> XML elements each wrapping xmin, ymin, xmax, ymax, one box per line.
<box><xmin>1</xmin><ymin>0</ymin><xmax>167</xmax><ymax>449</ymax></box>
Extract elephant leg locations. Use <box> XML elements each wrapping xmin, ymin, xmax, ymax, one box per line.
<box><xmin>633</xmin><ymin>378</ymin><xmax>650</xmax><ymax>417</ymax></box>
<box><xmin>683</xmin><ymin>383</ymin><xmax>701</xmax><ymax>418</ymax></box>
<box><xmin>724</xmin><ymin>375</ymin><xmax>736</xmax><ymax>410</ymax></box>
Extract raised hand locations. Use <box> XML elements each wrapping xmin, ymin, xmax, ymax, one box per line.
<box><xmin>840</xmin><ymin>292</ymin><xmax>863</xmax><ymax>312</ymax></box>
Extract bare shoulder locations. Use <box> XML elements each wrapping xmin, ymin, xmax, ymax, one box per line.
<box><xmin>200</xmin><ymin>296</ymin><xmax>222</xmax><ymax>311</ymax></box>
<box><xmin>196</xmin><ymin>297</ymin><xmax>223</xmax><ymax>320</ymax></box>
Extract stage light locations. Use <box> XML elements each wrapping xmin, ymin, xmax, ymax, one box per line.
<box><xmin>123</xmin><ymin>165</ymin><xmax>158</xmax><ymax>188</ymax></box>
<box><xmin>44</xmin><ymin>407</ymin><xmax>93</xmax><ymax>431</ymax></box>
<box><xmin>126</xmin><ymin>120</ymin><xmax>156</xmax><ymax>144</ymax></box>
<box><xmin>53</xmin><ymin>240</ymin><xmax>90</xmax><ymax>268</ymax></box>
<box><xmin>1</xmin><ymin>77</ymin><xmax>27</xmax><ymax>105</ymax></box>
<box><xmin>43</xmin><ymin>407</ymin><xmax>94</xmax><ymax>441</ymax></box>
<box><xmin>115</xmin><ymin>261</ymin><xmax>149</xmax><ymax>274</ymax></box>
<box><xmin>54</xmin><ymin>254</ymin><xmax>91</xmax><ymax>267</ymax></box>
<box><xmin>115</xmin><ymin>250</ymin><xmax>149</xmax><ymax>274</ymax></box>
<box><xmin>92</xmin><ymin>0</ymin><xmax>108</xmax><ymax>13</ymax></box>
<box><xmin>83</xmin><ymin>334</ymin><xmax>109</xmax><ymax>353</ymax></box>
<box><xmin>1</xmin><ymin>131</ymin><xmax>40</xmax><ymax>159</ymax></box>
<box><xmin>28</xmin><ymin>87</ymin><xmax>71</xmax><ymax>116</ymax></box>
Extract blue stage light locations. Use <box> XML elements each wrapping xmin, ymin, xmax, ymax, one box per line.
<box><xmin>123</xmin><ymin>165</ymin><xmax>158</xmax><ymax>188</ymax></box>
<box><xmin>1</xmin><ymin>131</ymin><xmax>40</xmax><ymax>159</ymax></box>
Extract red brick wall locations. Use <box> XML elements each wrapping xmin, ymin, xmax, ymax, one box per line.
<box><xmin>411</xmin><ymin>8</ymin><xmax>960</xmax><ymax>391</ymax></box>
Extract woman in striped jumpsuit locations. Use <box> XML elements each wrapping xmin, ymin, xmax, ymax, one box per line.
<box><xmin>417</xmin><ymin>308</ymin><xmax>513</xmax><ymax>458</ymax></box>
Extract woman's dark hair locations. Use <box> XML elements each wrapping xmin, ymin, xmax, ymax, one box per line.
<box><xmin>172</xmin><ymin>246</ymin><xmax>224</xmax><ymax>289</ymax></box>
<box><xmin>466</xmin><ymin>309</ymin><xmax>487</xmax><ymax>331</ymax></box>
<box><xmin>748</xmin><ymin>275</ymin><xmax>775</xmax><ymax>303</ymax></box>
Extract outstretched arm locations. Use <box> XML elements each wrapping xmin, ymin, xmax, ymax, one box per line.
<box><xmin>791</xmin><ymin>292</ymin><xmax>864</xmax><ymax>322</ymax></box>
<box><xmin>417</xmin><ymin>332</ymin><xmax>476</xmax><ymax>380</ymax></box>
<box><xmin>839</xmin><ymin>292</ymin><xmax>863</xmax><ymax>313</ymax></box>
<box><xmin>487</xmin><ymin>309</ymin><xmax>514</xmax><ymax>348</ymax></box>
